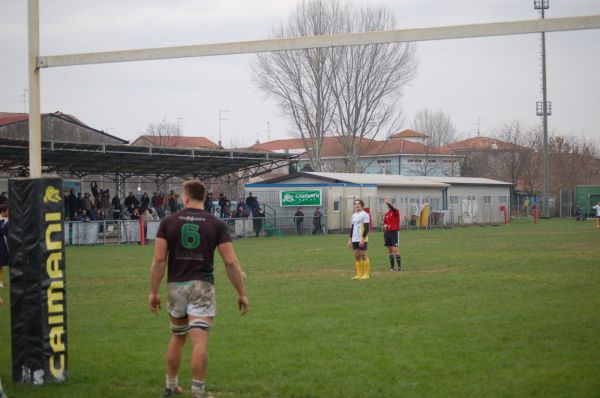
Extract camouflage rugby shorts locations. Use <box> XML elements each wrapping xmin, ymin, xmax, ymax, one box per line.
<box><xmin>168</xmin><ymin>280</ymin><xmax>216</xmax><ymax>318</ymax></box>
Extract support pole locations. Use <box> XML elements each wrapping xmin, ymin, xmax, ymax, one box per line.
<box><xmin>28</xmin><ymin>0</ymin><xmax>42</xmax><ymax>178</ymax></box>
<box><xmin>541</xmin><ymin>28</ymin><xmax>550</xmax><ymax>218</ymax></box>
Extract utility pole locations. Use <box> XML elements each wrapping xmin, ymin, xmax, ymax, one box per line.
<box><xmin>177</xmin><ymin>117</ymin><xmax>184</xmax><ymax>133</ymax></box>
<box><xmin>218</xmin><ymin>109</ymin><xmax>229</xmax><ymax>148</ymax></box>
<box><xmin>534</xmin><ymin>0</ymin><xmax>551</xmax><ymax>218</ymax></box>
<box><xmin>21</xmin><ymin>88</ymin><xmax>28</xmax><ymax>113</ymax></box>
<box><xmin>266</xmin><ymin>121</ymin><xmax>271</xmax><ymax>141</ymax></box>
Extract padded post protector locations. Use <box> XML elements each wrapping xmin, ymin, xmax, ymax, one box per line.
<box><xmin>9</xmin><ymin>177</ymin><xmax>67</xmax><ymax>384</ymax></box>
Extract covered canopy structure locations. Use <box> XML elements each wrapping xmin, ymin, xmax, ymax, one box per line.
<box><xmin>0</xmin><ymin>137</ymin><xmax>293</xmax><ymax>179</ymax></box>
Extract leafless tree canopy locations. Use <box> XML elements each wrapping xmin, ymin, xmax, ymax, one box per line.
<box><xmin>252</xmin><ymin>0</ymin><xmax>417</xmax><ymax>172</ymax></box>
<box><xmin>460</xmin><ymin>121</ymin><xmax>600</xmax><ymax>200</ymax></box>
<box><xmin>411</xmin><ymin>109</ymin><xmax>457</xmax><ymax>147</ymax></box>
<box><xmin>144</xmin><ymin>120</ymin><xmax>182</xmax><ymax>147</ymax></box>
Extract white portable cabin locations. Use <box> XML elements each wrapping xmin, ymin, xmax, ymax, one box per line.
<box><xmin>245</xmin><ymin>172</ymin><xmax>449</xmax><ymax>231</ymax></box>
<box><xmin>418</xmin><ymin>176</ymin><xmax>513</xmax><ymax>224</ymax></box>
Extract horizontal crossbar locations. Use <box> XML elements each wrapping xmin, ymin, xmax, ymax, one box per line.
<box><xmin>38</xmin><ymin>15</ymin><xmax>600</xmax><ymax>68</ymax></box>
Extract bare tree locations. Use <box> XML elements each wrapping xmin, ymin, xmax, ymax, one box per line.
<box><xmin>516</xmin><ymin>128</ymin><xmax>542</xmax><ymax>195</ymax></box>
<box><xmin>327</xmin><ymin>4</ymin><xmax>417</xmax><ymax>172</ymax></box>
<box><xmin>144</xmin><ymin>119</ymin><xmax>182</xmax><ymax>147</ymax></box>
<box><xmin>548</xmin><ymin>134</ymin><xmax>600</xmax><ymax>194</ymax></box>
<box><xmin>491</xmin><ymin>121</ymin><xmax>533</xmax><ymax>186</ymax></box>
<box><xmin>252</xmin><ymin>0</ymin><xmax>340</xmax><ymax>171</ymax></box>
<box><xmin>252</xmin><ymin>0</ymin><xmax>417</xmax><ymax>173</ymax></box>
<box><xmin>411</xmin><ymin>108</ymin><xmax>457</xmax><ymax>147</ymax></box>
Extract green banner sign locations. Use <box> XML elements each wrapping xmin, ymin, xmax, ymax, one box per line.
<box><xmin>280</xmin><ymin>189</ymin><xmax>322</xmax><ymax>207</ymax></box>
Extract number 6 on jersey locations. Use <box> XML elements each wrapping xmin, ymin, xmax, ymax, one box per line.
<box><xmin>181</xmin><ymin>223</ymin><xmax>200</xmax><ymax>249</ymax></box>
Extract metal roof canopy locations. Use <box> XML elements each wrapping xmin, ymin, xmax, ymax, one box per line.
<box><xmin>0</xmin><ymin>137</ymin><xmax>294</xmax><ymax>180</ymax></box>
<box><xmin>26</xmin><ymin>1</ymin><xmax>600</xmax><ymax>178</ymax></box>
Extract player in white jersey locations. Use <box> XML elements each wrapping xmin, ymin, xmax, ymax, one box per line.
<box><xmin>347</xmin><ymin>199</ymin><xmax>371</xmax><ymax>280</ymax></box>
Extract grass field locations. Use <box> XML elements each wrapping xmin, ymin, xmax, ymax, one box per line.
<box><xmin>1</xmin><ymin>219</ymin><xmax>599</xmax><ymax>397</ymax></box>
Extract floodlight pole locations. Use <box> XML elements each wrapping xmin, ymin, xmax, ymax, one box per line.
<box><xmin>535</xmin><ymin>0</ymin><xmax>550</xmax><ymax>218</ymax></box>
<box><xmin>28</xmin><ymin>0</ymin><xmax>42</xmax><ymax>178</ymax></box>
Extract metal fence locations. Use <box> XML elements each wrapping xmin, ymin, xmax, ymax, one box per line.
<box><xmin>65</xmin><ymin>202</ymin><xmax>515</xmax><ymax>246</ymax></box>
<box><xmin>64</xmin><ymin>220</ymin><xmax>160</xmax><ymax>245</ymax></box>
<box><xmin>64</xmin><ymin>216</ymin><xmax>331</xmax><ymax>245</ymax></box>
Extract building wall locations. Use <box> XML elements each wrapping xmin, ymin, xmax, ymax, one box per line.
<box><xmin>446</xmin><ymin>185</ymin><xmax>511</xmax><ymax>224</ymax></box>
<box><xmin>299</xmin><ymin>154</ymin><xmax>461</xmax><ymax>176</ymax></box>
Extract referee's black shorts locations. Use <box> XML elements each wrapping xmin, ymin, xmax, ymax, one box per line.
<box><xmin>384</xmin><ymin>230</ymin><xmax>399</xmax><ymax>247</ymax></box>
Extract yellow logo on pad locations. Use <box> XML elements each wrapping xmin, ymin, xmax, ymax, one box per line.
<box><xmin>43</xmin><ymin>186</ymin><xmax>62</xmax><ymax>204</ymax></box>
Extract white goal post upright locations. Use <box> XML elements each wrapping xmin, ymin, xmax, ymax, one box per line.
<box><xmin>28</xmin><ymin>0</ymin><xmax>41</xmax><ymax>178</ymax></box>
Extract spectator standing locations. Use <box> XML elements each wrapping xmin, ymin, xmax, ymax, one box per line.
<box><xmin>91</xmin><ymin>181</ymin><xmax>100</xmax><ymax>202</ymax></box>
<box><xmin>204</xmin><ymin>192</ymin><xmax>213</xmax><ymax>215</ymax></box>
<box><xmin>124</xmin><ymin>191</ymin><xmax>140</xmax><ymax>210</ymax></box>
<box><xmin>148</xmin><ymin>180</ymin><xmax>248</xmax><ymax>398</ymax></box>
<box><xmin>294</xmin><ymin>207</ymin><xmax>304</xmax><ymax>235</ymax></box>
<box><xmin>167</xmin><ymin>190</ymin><xmax>179</xmax><ymax>214</ymax></box>
<box><xmin>245</xmin><ymin>192</ymin><xmax>259</xmax><ymax>213</ymax></box>
<box><xmin>154</xmin><ymin>193</ymin><xmax>166</xmax><ymax>219</ymax></box>
<box><xmin>0</xmin><ymin>192</ymin><xmax>7</xmax><ymax>205</ymax></box>
<box><xmin>0</xmin><ymin>205</ymin><xmax>9</xmax><ymax>288</ymax></box>
<box><xmin>66</xmin><ymin>189</ymin><xmax>77</xmax><ymax>221</ymax></box>
<box><xmin>0</xmin><ymin>206</ymin><xmax>6</xmax><ymax>397</ymax></box>
<box><xmin>222</xmin><ymin>197</ymin><xmax>232</xmax><ymax>219</ymax></box>
<box><xmin>141</xmin><ymin>192</ymin><xmax>151</xmax><ymax>211</ymax></box>
<box><xmin>312</xmin><ymin>207</ymin><xmax>323</xmax><ymax>235</ymax></box>
<box><xmin>76</xmin><ymin>192</ymin><xmax>84</xmax><ymax>215</ymax></box>
<box><xmin>253</xmin><ymin>208</ymin><xmax>265</xmax><ymax>237</ymax></box>
<box><xmin>100</xmin><ymin>190</ymin><xmax>111</xmax><ymax>214</ymax></box>
<box><xmin>82</xmin><ymin>193</ymin><xmax>95</xmax><ymax>220</ymax></box>
<box><xmin>112</xmin><ymin>194</ymin><xmax>122</xmax><ymax>221</ymax></box>
<box><xmin>0</xmin><ymin>287</ymin><xmax>7</xmax><ymax>398</ymax></box>
<box><xmin>593</xmin><ymin>201</ymin><xmax>600</xmax><ymax>229</ymax></box>
<box><xmin>218</xmin><ymin>193</ymin><xmax>226</xmax><ymax>218</ymax></box>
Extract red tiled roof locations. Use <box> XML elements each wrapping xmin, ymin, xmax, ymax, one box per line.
<box><xmin>0</xmin><ymin>112</ymin><xmax>29</xmax><ymax>126</ymax></box>
<box><xmin>442</xmin><ymin>137</ymin><xmax>521</xmax><ymax>151</ymax></box>
<box><xmin>390</xmin><ymin>129</ymin><xmax>428</xmax><ymax>139</ymax></box>
<box><xmin>251</xmin><ymin>136</ymin><xmax>448</xmax><ymax>157</ymax></box>
<box><xmin>132</xmin><ymin>135</ymin><xmax>220</xmax><ymax>149</ymax></box>
<box><xmin>0</xmin><ymin>111</ymin><xmax>93</xmax><ymax>128</ymax></box>
<box><xmin>250</xmin><ymin>139</ymin><xmax>302</xmax><ymax>151</ymax></box>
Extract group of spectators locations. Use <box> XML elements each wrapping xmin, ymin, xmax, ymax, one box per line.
<box><xmin>64</xmin><ymin>182</ymin><xmax>182</xmax><ymax>222</ymax></box>
<box><xmin>293</xmin><ymin>207</ymin><xmax>324</xmax><ymax>235</ymax></box>
<box><xmin>207</xmin><ymin>192</ymin><xmax>266</xmax><ymax>237</ymax></box>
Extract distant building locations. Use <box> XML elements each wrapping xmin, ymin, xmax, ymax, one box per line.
<box><xmin>250</xmin><ymin>133</ymin><xmax>460</xmax><ymax>176</ymax></box>
<box><xmin>0</xmin><ymin>111</ymin><xmax>127</xmax><ymax>144</ymax></box>
<box><xmin>389</xmin><ymin>129</ymin><xmax>429</xmax><ymax>144</ymax></box>
<box><xmin>131</xmin><ymin>135</ymin><xmax>220</xmax><ymax>149</ymax></box>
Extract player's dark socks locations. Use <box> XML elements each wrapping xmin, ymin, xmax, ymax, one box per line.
<box><xmin>389</xmin><ymin>255</ymin><xmax>395</xmax><ymax>269</ymax></box>
<box><xmin>395</xmin><ymin>255</ymin><xmax>401</xmax><ymax>270</ymax></box>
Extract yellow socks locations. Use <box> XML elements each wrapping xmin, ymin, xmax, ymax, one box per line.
<box><xmin>361</xmin><ymin>259</ymin><xmax>370</xmax><ymax>279</ymax></box>
<box><xmin>352</xmin><ymin>260</ymin><xmax>362</xmax><ymax>279</ymax></box>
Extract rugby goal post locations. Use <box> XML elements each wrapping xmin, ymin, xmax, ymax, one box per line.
<box><xmin>11</xmin><ymin>0</ymin><xmax>600</xmax><ymax>384</ymax></box>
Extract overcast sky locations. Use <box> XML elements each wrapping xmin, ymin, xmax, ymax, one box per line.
<box><xmin>1</xmin><ymin>1</ymin><xmax>599</xmax><ymax>147</ymax></box>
